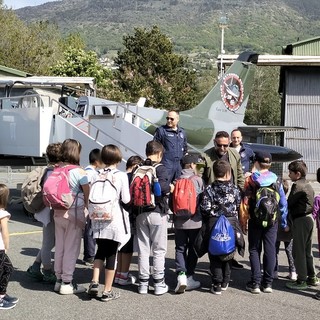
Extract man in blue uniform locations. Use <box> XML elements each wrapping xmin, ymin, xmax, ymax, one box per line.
<box><xmin>153</xmin><ymin>110</ymin><xmax>187</xmax><ymax>183</ymax></box>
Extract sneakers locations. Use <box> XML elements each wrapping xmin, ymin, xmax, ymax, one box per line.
<box><xmin>43</xmin><ymin>271</ymin><xmax>57</xmax><ymax>284</ymax></box>
<box><xmin>138</xmin><ymin>281</ymin><xmax>149</xmax><ymax>294</ymax></box>
<box><xmin>101</xmin><ymin>290</ymin><xmax>120</xmax><ymax>302</ymax></box>
<box><xmin>288</xmin><ymin>272</ymin><xmax>297</xmax><ymax>281</ymax></box>
<box><xmin>83</xmin><ymin>257</ymin><xmax>94</xmax><ymax>266</ymax></box>
<box><xmin>286</xmin><ymin>280</ymin><xmax>308</xmax><ymax>290</ymax></box>
<box><xmin>231</xmin><ymin>259</ymin><xmax>244</xmax><ymax>270</ymax></box>
<box><xmin>54</xmin><ymin>279</ymin><xmax>62</xmax><ymax>292</ymax></box>
<box><xmin>2</xmin><ymin>294</ymin><xmax>19</xmax><ymax>304</ymax></box>
<box><xmin>262</xmin><ymin>283</ymin><xmax>273</xmax><ymax>293</ymax></box>
<box><xmin>154</xmin><ymin>280</ymin><xmax>168</xmax><ymax>295</ymax></box>
<box><xmin>221</xmin><ymin>283</ymin><xmax>229</xmax><ymax>291</ymax></box>
<box><xmin>186</xmin><ymin>275</ymin><xmax>201</xmax><ymax>291</ymax></box>
<box><xmin>211</xmin><ymin>283</ymin><xmax>222</xmax><ymax>295</ymax></box>
<box><xmin>306</xmin><ymin>276</ymin><xmax>319</xmax><ymax>286</ymax></box>
<box><xmin>0</xmin><ymin>298</ymin><xmax>16</xmax><ymax>310</ymax></box>
<box><xmin>88</xmin><ymin>282</ymin><xmax>99</xmax><ymax>297</ymax></box>
<box><xmin>175</xmin><ymin>273</ymin><xmax>187</xmax><ymax>294</ymax></box>
<box><xmin>246</xmin><ymin>281</ymin><xmax>261</xmax><ymax>294</ymax></box>
<box><xmin>59</xmin><ymin>282</ymin><xmax>86</xmax><ymax>295</ymax></box>
<box><xmin>27</xmin><ymin>266</ymin><xmax>43</xmax><ymax>281</ymax></box>
<box><xmin>117</xmin><ymin>274</ymin><xmax>136</xmax><ymax>286</ymax></box>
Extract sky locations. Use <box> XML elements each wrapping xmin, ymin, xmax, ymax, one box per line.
<box><xmin>3</xmin><ymin>0</ymin><xmax>58</xmax><ymax>9</ymax></box>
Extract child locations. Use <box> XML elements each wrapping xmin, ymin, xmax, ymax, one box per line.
<box><xmin>274</xmin><ymin>179</ymin><xmax>297</xmax><ymax>280</ymax></box>
<box><xmin>200</xmin><ymin>160</ymin><xmax>242</xmax><ymax>294</ymax></box>
<box><xmin>135</xmin><ymin>140</ymin><xmax>172</xmax><ymax>295</ymax></box>
<box><xmin>88</xmin><ymin>144</ymin><xmax>131</xmax><ymax>302</ymax></box>
<box><xmin>0</xmin><ymin>184</ymin><xmax>18</xmax><ymax>309</ymax></box>
<box><xmin>174</xmin><ymin>154</ymin><xmax>204</xmax><ymax>294</ymax></box>
<box><xmin>313</xmin><ymin>168</ymin><xmax>320</xmax><ymax>300</ymax></box>
<box><xmin>240</xmin><ymin>151</ymin><xmax>288</xmax><ymax>294</ymax></box>
<box><xmin>53</xmin><ymin>139</ymin><xmax>90</xmax><ymax>295</ymax></box>
<box><xmin>83</xmin><ymin>148</ymin><xmax>103</xmax><ymax>266</ymax></box>
<box><xmin>286</xmin><ymin>160</ymin><xmax>319</xmax><ymax>290</ymax></box>
<box><xmin>115</xmin><ymin>155</ymin><xmax>142</xmax><ymax>286</ymax></box>
<box><xmin>27</xmin><ymin>142</ymin><xmax>62</xmax><ymax>283</ymax></box>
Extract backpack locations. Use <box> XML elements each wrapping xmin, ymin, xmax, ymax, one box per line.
<box><xmin>172</xmin><ymin>176</ymin><xmax>197</xmax><ymax>219</ymax></box>
<box><xmin>88</xmin><ymin>169</ymin><xmax>119</xmax><ymax>221</ymax></box>
<box><xmin>21</xmin><ymin>166</ymin><xmax>52</xmax><ymax>214</ymax></box>
<box><xmin>254</xmin><ymin>183</ymin><xmax>280</xmax><ymax>228</ymax></box>
<box><xmin>42</xmin><ymin>165</ymin><xmax>79</xmax><ymax>210</ymax></box>
<box><xmin>130</xmin><ymin>163</ymin><xmax>161</xmax><ymax>208</ymax></box>
<box><xmin>208</xmin><ymin>215</ymin><xmax>235</xmax><ymax>256</ymax></box>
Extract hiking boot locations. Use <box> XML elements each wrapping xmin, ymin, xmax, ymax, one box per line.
<box><xmin>59</xmin><ymin>282</ymin><xmax>86</xmax><ymax>295</ymax></box>
<box><xmin>43</xmin><ymin>271</ymin><xmax>57</xmax><ymax>284</ymax></box>
<box><xmin>2</xmin><ymin>294</ymin><xmax>19</xmax><ymax>304</ymax></box>
<box><xmin>210</xmin><ymin>283</ymin><xmax>222</xmax><ymax>295</ymax></box>
<box><xmin>154</xmin><ymin>280</ymin><xmax>168</xmax><ymax>295</ymax></box>
<box><xmin>231</xmin><ymin>259</ymin><xmax>244</xmax><ymax>270</ymax></box>
<box><xmin>186</xmin><ymin>275</ymin><xmax>201</xmax><ymax>291</ymax></box>
<box><xmin>314</xmin><ymin>291</ymin><xmax>320</xmax><ymax>300</ymax></box>
<box><xmin>118</xmin><ymin>274</ymin><xmax>136</xmax><ymax>286</ymax></box>
<box><xmin>88</xmin><ymin>282</ymin><xmax>99</xmax><ymax>297</ymax></box>
<box><xmin>262</xmin><ymin>283</ymin><xmax>273</xmax><ymax>293</ymax></box>
<box><xmin>286</xmin><ymin>280</ymin><xmax>308</xmax><ymax>290</ymax></box>
<box><xmin>27</xmin><ymin>266</ymin><xmax>43</xmax><ymax>281</ymax></box>
<box><xmin>175</xmin><ymin>273</ymin><xmax>187</xmax><ymax>294</ymax></box>
<box><xmin>221</xmin><ymin>283</ymin><xmax>229</xmax><ymax>291</ymax></box>
<box><xmin>306</xmin><ymin>276</ymin><xmax>319</xmax><ymax>286</ymax></box>
<box><xmin>246</xmin><ymin>281</ymin><xmax>261</xmax><ymax>294</ymax></box>
<box><xmin>101</xmin><ymin>290</ymin><xmax>120</xmax><ymax>302</ymax></box>
<box><xmin>0</xmin><ymin>298</ymin><xmax>16</xmax><ymax>310</ymax></box>
<box><xmin>138</xmin><ymin>281</ymin><xmax>149</xmax><ymax>294</ymax></box>
<box><xmin>54</xmin><ymin>279</ymin><xmax>62</xmax><ymax>292</ymax></box>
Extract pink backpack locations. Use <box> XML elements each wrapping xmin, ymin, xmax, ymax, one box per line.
<box><xmin>42</xmin><ymin>165</ymin><xmax>79</xmax><ymax>210</ymax></box>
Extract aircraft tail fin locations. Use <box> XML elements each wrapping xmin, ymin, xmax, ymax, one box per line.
<box><xmin>184</xmin><ymin>52</ymin><xmax>258</xmax><ymax>126</ymax></box>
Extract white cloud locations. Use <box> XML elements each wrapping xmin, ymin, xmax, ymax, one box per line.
<box><xmin>3</xmin><ymin>1</ymin><xmax>58</xmax><ymax>10</ymax></box>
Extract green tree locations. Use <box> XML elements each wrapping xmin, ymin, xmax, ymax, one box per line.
<box><xmin>244</xmin><ymin>66</ymin><xmax>281</xmax><ymax>126</ymax></box>
<box><xmin>114</xmin><ymin>26</ymin><xmax>200</xmax><ymax>109</ymax></box>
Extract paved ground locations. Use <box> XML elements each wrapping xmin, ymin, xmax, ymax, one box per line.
<box><xmin>1</xmin><ymin>171</ymin><xmax>320</xmax><ymax>320</ymax></box>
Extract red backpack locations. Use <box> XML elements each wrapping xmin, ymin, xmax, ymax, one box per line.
<box><xmin>172</xmin><ymin>176</ymin><xmax>198</xmax><ymax>219</ymax></box>
<box><xmin>42</xmin><ymin>165</ymin><xmax>79</xmax><ymax>210</ymax></box>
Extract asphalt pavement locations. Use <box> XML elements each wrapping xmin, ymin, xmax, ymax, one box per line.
<box><xmin>1</xmin><ymin>170</ymin><xmax>320</xmax><ymax>320</ymax></box>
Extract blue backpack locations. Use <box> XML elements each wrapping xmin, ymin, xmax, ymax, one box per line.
<box><xmin>208</xmin><ymin>215</ymin><xmax>235</xmax><ymax>256</ymax></box>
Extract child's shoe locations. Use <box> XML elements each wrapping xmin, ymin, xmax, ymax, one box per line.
<box><xmin>27</xmin><ymin>266</ymin><xmax>43</xmax><ymax>281</ymax></box>
<box><xmin>306</xmin><ymin>276</ymin><xmax>319</xmax><ymax>286</ymax></box>
<box><xmin>118</xmin><ymin>273</ymin><xmax>136</xmax><ymax>286</ymax></box>
<box><xmin>221</xmin><ymin>282</ymin><xmax>229</xmax><ymax>291</ymax></box>
<box><xmin>101</xmin><ymin>290</ymin><xmax>120</xmax><ymax>302</ymax></box>
<box><xmin>175</xmin><ymin>272</ymin><xmax>187</xmax><ymax>294</ymax></box>
<box><xmin>262</xmin><ymin>283</ymin><xmax>273</xmax><ymax>293</ymax></box>
<box><xmin>186</xmin><ymin>275</ymin><xmax>201</xmax><ymax>291</ymax></box>
<box><xmin>286</xmin><ymin>280</ymin><xmax>308</xmax><ymax>290</ymax></box>
<box><xmin>88</xmin><ymin>281</ymin><xmax>99</xmax><ymax>297</ymax></box>
<box><xmin>288</xmin><ymin>272</ymin><xmax>297</xmax><ymax>281</ymax></box>
<box><xmin>138</xmin><ymin>280</ymin><xmax>149</xmax><ymax>294</ymax></box>
<box><xmin>59</xmin><ymin>282</ymin><xmax>86</xmax><ymax>295</ymax></box>
<box><xmin>2</xmin><ymin>294</ymin><xmax>19</xmax><ymax>304</ymax></box>
<box><xmin>154</xmin><ymin>280</ymin><xmax>168</xmax><ymax>295</ymax></box>
<box><xmin>43</xmin><ymin>270</ymin><xmax>57</xmax><ymax>284</ymax></box>
<box><xmin>246</xmin><ymin>281</ymin><xmax>261</xmax><ymax>294</ymax></box>
<box><xmin>0</xmin><ymin>298</ymin><xmax>16</xmax><ymax>310</ymax></box>
<box><xmin>211</xmin><ymin>283</ymin><xmax>222</xmax><ymax>295</ymax></box>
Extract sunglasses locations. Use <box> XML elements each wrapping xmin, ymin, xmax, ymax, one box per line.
<box><xmin>166</xmin><ymin>117</ymin><xmax>175</xmax><ymax>121</ymax></box>
<box><xmin>216</xmin><ymin>143</ymin><xmax>229</xmax><ymax>148</ymax></box>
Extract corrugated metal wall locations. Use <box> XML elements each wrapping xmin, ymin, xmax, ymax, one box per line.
<box><xmin>284</xmin><ymin>67</ymin><xmax>320</xmax><ymax>177</ymax></box>
<box><xmin>292</xmin><ymin>41</ymin><xmax>320</xmax><ymax>56</ymax></box>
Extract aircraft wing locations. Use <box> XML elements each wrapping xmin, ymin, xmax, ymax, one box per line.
<box><xmin>243</xmin><ymin>142</ymin><xmax>302</xmax><ymax>162</ymax></box>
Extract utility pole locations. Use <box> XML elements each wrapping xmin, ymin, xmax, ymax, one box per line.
<box><xmin>218</xmin><ymin>1</ymin><xmax>228</xmax><ymax>79</ymax></box>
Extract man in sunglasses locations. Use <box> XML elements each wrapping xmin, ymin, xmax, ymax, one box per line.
<box><xmin>202</xmin><ymin>131</ymin><xmax>244</xmax><ymax>189</ymax></box>
<box><xmin>154</xmin><ymin>110</ymin><xmax>187</xmax><ymax>183</ymax></box>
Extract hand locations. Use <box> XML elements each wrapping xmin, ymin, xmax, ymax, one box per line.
<box><xmin>170</xmin><ymin>183</ymin><xmax>175</xmax><ymax>193</ymax></box>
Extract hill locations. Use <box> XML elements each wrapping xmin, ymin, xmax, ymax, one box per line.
<box><xmin>14</xmin><ymin>0</ymin><xmax>320</xmax><ymax>56</ymax></box>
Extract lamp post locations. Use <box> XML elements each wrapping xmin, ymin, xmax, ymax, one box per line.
<box><xmin>219</xmin><ymin>15</ymin><xmax>228</xmax><ymax>79</ymax></box>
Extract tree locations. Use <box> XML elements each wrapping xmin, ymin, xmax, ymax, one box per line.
<box><xmin>114</xmin><ymin>26</ymin><xmax>200</xmax><ymax>109</ymax></box>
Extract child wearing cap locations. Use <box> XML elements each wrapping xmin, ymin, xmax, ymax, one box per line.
<box><xmin>173</xmin><ymin>154</ymin><xmax>204</xmax><ymax>294</ymax></box>
<box><xmin>239</xmin><ymin>151</ymin><xmax>288</xmax><ymax>294</ymax></box>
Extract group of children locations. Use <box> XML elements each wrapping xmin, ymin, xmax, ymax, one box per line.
<box><xmin>1</xmin><ymin>139</ymin><xmax>320</xmax><ymax>310</ymax></box>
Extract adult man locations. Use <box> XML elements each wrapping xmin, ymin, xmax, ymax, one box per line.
<box><xmin>202</xmin><ymin>131</ymin><xmax>245</xmax><ymax>190</ymax></box>
<box><xmin>153</xmin><ymin>110</ymin><xmax>187</xmax><ymax>182</ymax></box>
<box><xmin>202</xmin><ymin>131</ymin><xmax>245</xmax><ymax>270</ymax></box>
<box><xmin>230</xmin><ymin>129</ymin><xmax>255</xmax><ymax>176</ymax></box>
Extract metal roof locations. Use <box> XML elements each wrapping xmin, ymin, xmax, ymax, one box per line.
<box><xmin>282</xmin><ymin>36</ymin><xmax>320</xmax><ymax>56</ymax></box>
<box><xmin>0</xmin><ymin>65</ymin><xmax>32</xmax><ymax>77</ymax></box>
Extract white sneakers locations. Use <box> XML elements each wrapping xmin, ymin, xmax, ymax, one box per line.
<box><xmin>154</xmin><ymin>280</ymin><xmax>168</xmax><ymax>295</ymax></box>
<box><xmin>289</xmin><ymin>272</ymin><xmax>298</xmax><ymax>281</ymax></box>
<box><xmin>175</xmin><ymin>274</ymin><xmax>187</xmax><ymax>293</ymax></box>
<box><xmin>59</xmin><ymin>282</ymin><xmax>86</xmax><ymax>295</ymax></box>
<box><xmin>186</xmin><ymin>275</ymin><xmax>201</xmax><ymax>291</ymax></box>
